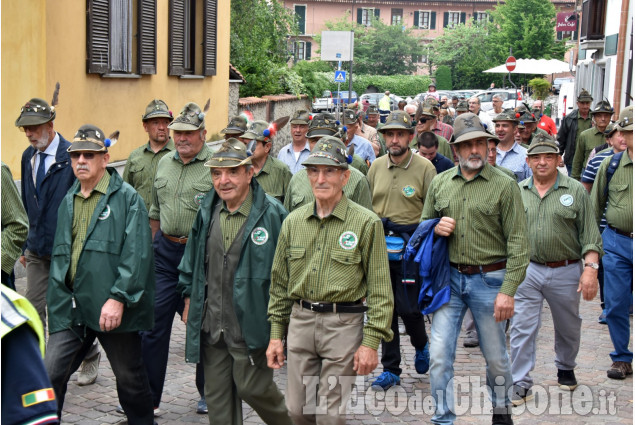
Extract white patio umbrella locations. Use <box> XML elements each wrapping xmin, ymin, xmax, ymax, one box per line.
<box><xmin>483</xmin><ymin>58</ymin><xmax>571</xmax><ymax>74</ymax></box>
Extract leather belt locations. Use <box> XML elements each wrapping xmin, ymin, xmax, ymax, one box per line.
<box><xmin>296</xmin><ymin>299</ymin><xmax>367</xmax><ymax>313</ymax></box>
<box><xmin>163</xmin><ymin>234</ymin><xmax>189</xmax><ymax>244</ymax></box>
<box><xmin>608</xmin><ymin>225</ymin><xmax>633</xmax><ymax>239</ymax></box>
<box><xmin>449</xmin><ymin>260</ymin><xmax>507</xmax><ymax>275</ymax></box>
<box><xmin>531</xmin><ymin>259</ymin><xmax>579</xmax><ymax>268</ymax></box>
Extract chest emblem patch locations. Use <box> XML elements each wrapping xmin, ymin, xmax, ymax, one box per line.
<box><xmin>339</xmin><ymin>231</ymin><xmax>358</xmax><ymax>250</ymax></box>
<box><xmin>560</xmin><ymin>194</ymin><xmax>574</xmax><ymax>207</ymax></box>
<box><xmin>251</xmin><ymin>227</ymin><xmax>269</xmax><ymax>245</ymax></box>
<box><xmin>98</xmin><ymin>204</ymin><xmax>111</xmax><ymax>220</ymax></box>
<box><xmin>194</xmin><ymin>193</ymin><xmax>205</xmax><ymax>206</ymax></box>
<box><xmin>402</xmin><ymin>185</ymin><xmax>416</xmax><ymax>198</ymax></box>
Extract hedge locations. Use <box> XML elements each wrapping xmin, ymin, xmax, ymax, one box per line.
<box><xmin>315</xmin><ymin>72</ymin><xmax>433</xmax><ymax>97</ymax></box>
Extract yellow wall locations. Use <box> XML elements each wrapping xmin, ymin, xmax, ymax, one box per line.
<box><xmin>2</xmin><ymin>0</ymin><xmax>231</xmax><ymax>178</ymax></box>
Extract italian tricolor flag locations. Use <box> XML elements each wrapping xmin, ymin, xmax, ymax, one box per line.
<box><xmin>22</xmin><ymin>388</ymin><xmax>55</xmax><ymax>407</ymax></box>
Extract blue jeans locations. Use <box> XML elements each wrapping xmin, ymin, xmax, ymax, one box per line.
<box><xmin>602</xmin><ymin>226</ymin><xmax>634</xmax><ymax>363</ymax></box>
<box><xmin>45</xmin><ymin>326</ymin><xmax>154</xmax><ymax>425</ymax></box>
<box><xmin>430</xmin><ymin>268</ymin><xmax>512</xmax><ymax>424</ymax></box>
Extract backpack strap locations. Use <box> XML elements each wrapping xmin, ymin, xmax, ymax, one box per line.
<box><xmin>604</xmin><ymin>151</ymin><xmax>624</xmax><ymax>197</ymax></box>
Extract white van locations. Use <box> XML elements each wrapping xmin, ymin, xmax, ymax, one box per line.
<box><xmin>556</xmin><ymin>81</ymin><xmax>576</xmax><ymax>128</ymax></box>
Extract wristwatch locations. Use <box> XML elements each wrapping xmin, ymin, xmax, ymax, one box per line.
<box><xmin>584</xmin><ymin>262</ymin><xmax>600</xmax><ymax>270</ymax></box>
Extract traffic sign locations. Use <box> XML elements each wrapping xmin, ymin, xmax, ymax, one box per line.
<box><xmin>506</xmin><ymin>56</ymin><xmax>517</xmax><ymax>72</ymax></box>
<box><xmin>334</xmin><ymin>70</ymin><xmax>347</xmax><ymax>83</ymax></box>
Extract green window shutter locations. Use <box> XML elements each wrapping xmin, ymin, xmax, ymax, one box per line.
<box><xmin>414</xmin><ymin>11</ymin><xmax>419</xmax><ymax>27</ymax></box>
<box><xmin>460</xmin><ymin>12</ymin><xmax>466</xmax><ymax>24</ymax></box>
<box><xmin>357</xmin><ymin>8</ymin><xmax>362</xmax><ymax>24</ymax></box>
<box><xmin>138</xmin><ymin>0</ymin><xmax>157</xmax><ymax>74</ymax></box>
<box><xmin>295</xmin><ymin>5</ymin><xmax>306</xmax><ymax>34</ymax></box>
<box><xmin>86</xmin><ymin>0</ymin><xmax>110</xmax><ymax>74</ymax></box>
<box><xmin>443</xmin><ymin>12</ymin><xmax>449</xmax><ymax>28</ymax></box>
<box><xmin>374</xmin><ymin>8</ymin><xmax>380</xmax><ymax>18</ymax></box>
<box><xmin>203</xmin><ymin>0</ymin><xmax>217</xmax><ymax>76</ymax></box>
<box><xmin>431</xmin><ymin>12</ymin><xmax>436</xmax><ymax>29</ymax></box>
<box><xmin>473</xmin><ymin>14</ymin><xmax>477</xmax><ymax>24</ymax></box>
<box><xmin>306</xmin><ymin>42</ymin><xmax>311</xmax><ymax>59</ymax></box>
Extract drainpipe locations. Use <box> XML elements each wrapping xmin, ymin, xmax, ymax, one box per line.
<box><xmin>612</xmin><ymin>0</ymin><xmax>631</xmax><ymax>116</ymax></box>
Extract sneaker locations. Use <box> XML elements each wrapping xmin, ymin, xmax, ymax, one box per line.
<box><xmin>414</xmin><ymin>342</ymin><xmax>430</xmax><ymax>374</ymax></box>
<box><xmin>371</xmin><ymin>371</ymin><xmax>400</xmax><ymax>390</ymax></box>
<box><xmin>607</xmin><ymin>361</ymin><xmax>633</xmax><ymax>380</ymax></box>
<box><xmin>557</xmin><ymin>369</ymin><xmax>578</xmax><ymax>390</ymax></box>
<box><xmin>115</xmin><ymin>405</ymin><xmax>161</xmax><ymax>417</ymax></box>
<box><xmin>196</xmin><ymin>397</ymin><xmax>208</xmax><ymax>414</ymax></box>
<box><xmin>77</xmin><ymin>352</ymin><xmax>101</xmax><ymax>386</ymax></box>
<box><xmin>598</xmin><ymin>309</ymin><xmax>607</xmax><ymax>324</ymax></box>
<box><xmin>510</xmin><ymin>384</ymin><xmax>533</xmax><ymax>406</ymax></box>
<box><xmin>463</xmin><ymin>330</ymin><xmax>479</xmax><ymax>347</ymax></box>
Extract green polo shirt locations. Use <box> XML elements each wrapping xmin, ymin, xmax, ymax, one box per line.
<box><xmin>367</xmin><ymin>149</ymin><xmax>437</xmax><ymax>225</ymax></box>
<box><xmin>421</xmin><ymin>163</ymin><xmax>529</xmax><ymax>296</ymax></box>
<box><xmin>219</xmin><ymin>190</ymin><xmax>252</xmax><ymax>251</ymax></box>
<box><xmin>591</xmin><ymin>150</ymin><xmax>633</xmax><ymax>233</ymax></box>
<box><xmin>575</xmin><ymin>112</ymin><xmax>593</xmax><ymax>141</ymax></box>
<box><xmin>1</xmin><ymin>163</ymin><xmax>28</xmax><ymax>274</ymax></box>
<box><xmin>571</xmin><ymin>127</ymin><xmax>606</xmax><ymax>180</ymax></box>
<box><xmin>284</xmin><ymin>167</ymin><xmax>373</xmax><ymax>213</ymax></box>
<box><xmin>123</xmin><ymin>139</ymin><xmax>175</xmax><ymax>208</ymax></box>
<box><xmin>149</xmin><ymin>146</ymin><xmax>213</xmax><ymax>237</ymax></box>
<box><xmin>520</xmin><ymin>172</ymin><xmax>602</xmax><ymax>263</ymax></box>
<box><xmin>254</xmin><ymin>156</ymin><xmax>291</xmax><ymax>202</ymax></box>
<box><xmin>268</xmin><ymin>195</ymin><xmax>393</xmax><ymax>350</ymax></box>
<box><xmin>69</xmin><ymin>171</ymin><xmax>111</xmax><ymax>283</ymax></box>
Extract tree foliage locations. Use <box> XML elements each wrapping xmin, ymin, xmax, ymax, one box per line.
<box><xmin>315</xmin><ymin>73</ymin><xmax>431</xmax><ymax>96</ymax></box>
<box><xmin>434</xmin><ymin>65</ymin><xmax>452</xmax><ymax>90</ymax></box>
<box><xmin>528</xmin><ymin>78</ymin><xmax>551</xmax><ymax>99</ymax></box>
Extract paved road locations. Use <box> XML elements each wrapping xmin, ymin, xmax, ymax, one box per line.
<box><xmin>16</xmin><ymin>277</ymin><xmax>632</xmax><ymax>424</ymax></box>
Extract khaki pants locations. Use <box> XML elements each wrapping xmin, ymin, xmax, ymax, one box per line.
<box><xmin>201</xmin><ymin>333</ymin><xmax>291</xmax><ymax>425</ymax></box>
<box><xmin>286</xmin><ymin>302</ymin><xmax>364</xmax><ymax>425</ymax></box>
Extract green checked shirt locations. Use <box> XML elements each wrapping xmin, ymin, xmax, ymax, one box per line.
<box><xmin>591</xmin><ymin>150</ymin><xmax>633</xmax><ymax>233</ymax></box>
<box><xmin>123</xmin><ymin>139</ymin><xmax>175</xmax><ymax>208</ymax></box>
<box><xmin>268</xmin><ymin>195</ymin><xmax>394</xmax><ymax>350</ymax></box>
<box><xmin>69</xmin><ymin>171</ymin><xmax>111</xmax><ymax>283</ymax></box>
<box><xmin>219</xmin><ymin>190</ymin><xmax>252</xmax><ymax>251</ymax></box>
<box><xmin>571</xmin><ymin>127</ymin><xmax>605</xmax><ymax>180</ymax></box>
<box><xmin>149</xmin><ymin>146</ymin><xmax>213</xmax><ymax>237</ymax></box>
<box><xmin>254</xmin><ymin>156</ymin><xmax>291</xmax><ymax>203</ymax></box>
<box><xmin>1</xmin><ymin>163</ymin><xmax>28</xmax><ymax>274</ymax></box>
<box><xmin>421</xmin><ymin>164</ymin><xmax>530</xmax><ymax>296</ymax></box>
<box><xmin>520</xmin><ymin>172</ymin><xmax>602</xmax><ymax>263</ymax></box>
<box><xmin>284</xmin><ymin>167</ymin><xmax>373</xmax><ymax>213</ymax></box>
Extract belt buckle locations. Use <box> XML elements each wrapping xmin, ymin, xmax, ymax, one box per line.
<box><xmin>457</xmin><ymin>264</ymin><xmax>466</xmax><ymax>274</ymax></box>
<box><xmin>310</xmin><ymin>302</ymin><xmax>321</xmax><ymax>312</ymax></box>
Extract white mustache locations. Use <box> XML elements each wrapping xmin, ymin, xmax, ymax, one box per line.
<box><xmin>76</xmin><ymin>164</ymin><xmax>89</xmax><ymax>171</ymax></box>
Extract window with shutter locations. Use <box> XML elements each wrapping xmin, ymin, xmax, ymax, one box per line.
<box><xmin>168</xmin><ymin>0</ymin><xmax>186</xmax><ymax>75</ymax></box>
<box><xmin>138</xmin><ymin>0</ymin><xmax>157</xmax><ymax>74</ymax></box>
<box><xmin>430</xmin><ymin>12</ymin><xmax>436</xmax><ymax>29</ymax></box>
<box><xmin>295</xmin><ymin>5</ymin><xmax>306</xmax><ymax>35</ymax></box>
<box><xmin>203</xmin><ymin>0</ymin><xmax>217</xmax><ymax>76</ymax></box>
<box><xmin>87</xmin><ymin>0</ymin><xmax>110</xmax><ymax>74</ymax></box>
<box><xmin>306</xmin><ymin>42</ymin><xmax>311</xmax><ymax>60</ymax></box>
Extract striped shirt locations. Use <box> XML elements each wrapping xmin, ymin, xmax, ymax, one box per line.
<box><xmin>123</xmin><ymin>139</ymin><xmax>175</xmax><ymax>208</ymax></box>
<box><xmin>571</xmin><ymin>127</ymin><xmax>605</xmax><ymax>180</ymax></box>
<box><xmin>591</xmin><ymin>151</ymin><xmax>633</xmax><ymax>233</ymax></box>
<box><xmin>70</xmin><ymin>171</ymin><xmax>111</xmax><ymax>283</ymax></box>
<box><xmin>254</xmin><ymin>156</ymin><xmax>292</xmax><ymax>202</ymax></box>
<box><xmin>434</xmin><ymin>120</ymin><xmax>454</xmax><ymax>141</ymax></box>
<box><xmin>496</xmin><ymin>142</ymin><xmax>533</xmax><ymax>182</ymax></box>
<box><xmin>219</xmin><ymin>190</ymin><xmax>252</xmax><ymax>251</ymax></box>
<box><xmin>149</xmin><ymin>147</ymin><xmax>213</xmax><ymax>237</ymax></box>
<box><xmin>284</xmin><ymin>167</ymin><xmax>373</xmax><ymax>212</ymax></box>
<box><xmin>421</xmin><ymin>163</ymin><xmax>529</xmax><ymax>296</ymax></box>
<box><xmin>520</xmin><ymin>172</ymin><xmax>602</xmax><ymax>263</ymax></box>
<box><xmin>1</xmin><ymin>163</ymin><xmax>28</xmax><ymax>274</ymax></box>
<box><xmin>581</xmin><ymin>148</ymin><xmax>614</xmax><ymax>230</ymax></box>
<box><xmin>268</xmin><ymin>196</ymin><xmax>394</xmax><ymax>350</ymax></box>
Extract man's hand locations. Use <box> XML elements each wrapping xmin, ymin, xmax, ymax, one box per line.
<box><xmin>266</xmin><ymin>339</ymin><xmax>285</xmax><ymax>369</ymax></box>
<box><xmin>558</xmin><ymin>155</ymin><xmax>565</xmax><ymax>168</ymax></box>
<box><xmin>578</xmin><ymin>269</ymin><xmax>598</xmax><ymax>301</ymax></box>
<box><xmin>19</xmin><ymin>255</ymin><xmax>26</xmax><ymax>268</ymax></box>
<box><xmin>493</xmin><ymin>293</ymin><xmax>514</xmax><ymax>322</ymax></box>
<box><xmin>99</xmin><ymin>299</ymin><xmax>124</xmax><ymax>332</ymax></box>
<box><xmin>434</xmin><ymin>216</ymin><xmax>456</xmax><ymax>237</ymax></box>
<box><xmin>182</xmin><ymin>297</ymin><xmax>190</xmax><ymax>324</ymax></box>
<box><xmin>353</xmin><ymin>345</ymin><xmax>378</xmax><ymax>376</ymax></box>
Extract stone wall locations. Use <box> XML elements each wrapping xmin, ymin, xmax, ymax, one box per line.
<box><xmin>228</xmin><ymin>82</ymin><xmax>241</xmax><ymax>118</ymax></box>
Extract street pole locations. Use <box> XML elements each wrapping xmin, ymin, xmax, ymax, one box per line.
<box><xmin>348</xmin><ymin>0</ymin><xmax>355</xmax><ymax>104</ymax></box>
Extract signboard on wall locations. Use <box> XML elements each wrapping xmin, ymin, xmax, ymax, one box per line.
<box><xmin>320</xmin><ymin>31</ymin><xmax>354</xmax><ymax>61</ymax></box>
<box><xmin>556</xmin><ymin>12</ymin><xmax>577</xmax><ymax>32</ymax></box>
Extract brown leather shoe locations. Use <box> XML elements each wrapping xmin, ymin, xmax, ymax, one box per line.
<box><xmin>607</xmin><ymin>361</ymin><xmax>633</xmax><ymax>380</ymax></box>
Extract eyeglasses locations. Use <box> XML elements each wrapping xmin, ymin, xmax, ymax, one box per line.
<box><xmin>306</xmin><ymin>166</ymin><xmax>342</xmax><ymax>177</ymax></box>
<box><xmin>419</xmin><ymin>118</ymin><xmax>431</xmax><ymax>124</ymax></box>
<box><xmin>70</xmin><ymin>152</ymin><xmax>96</xmax><ymax>160</ymax></box>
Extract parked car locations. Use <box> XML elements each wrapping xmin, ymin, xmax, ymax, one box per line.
<box><xmin>359</xmin><ymin>93</ymin><xmax>404</xmax><ymax>110</ymax></box>
<box><xmin>333</xmin><ymin>91</ymin><xmax>358</xmax><ymax>108</ymax></box>
<box><xmin>475</xmin><ymin>89</ymin><xmax>522</xmax><ymax>112</ymax></box>
<box><xmin>312</xmin><ymin>90</ymin><xmax>335</xmax><ymax>112</ymax></box>
<box><xmin>552</xmin><ymin>77</ymin><xmax>575</xmax><ymax>94</ymax></box>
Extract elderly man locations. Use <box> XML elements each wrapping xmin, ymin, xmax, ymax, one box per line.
<box><xmin>241</xmin><ymin>120</ymin><xmax>292</xmax><ymax>202</ymax></box>
<box><xmin>510</xmin><ymin>133</ymin><xmax>602</xmax><ymax>405</ymax></box>
<box><xmin>487</xmin><ymin>94</ymin><xmax>505</xmax><ymax>119</ymax></box>
<box><xmin>1</xmin><ymin>163</ymin><xmax>28</xmax><ymax>289</ymax></box>
<box><xmin>532</xmin><ymin>100</ymin><xmax>557</xmax><ymax>136</ymax></box>
<box><xmin>278</xmin><ymin>109</ymin><xmax>312</xmax><ymax>174</ymax></box>
<box><xmin>285</xmin><ymin>114</ymin><xmax>373</xmax><ymax>212</ymax></box>
<box><xmin>468</xmin><ymin>96</ymin><xmax>495</xmax><ymax>133</ymax></box>
<box><xmin>571</xmin><ymin>100</ymin><xmax>614</xmax><ymax>180</ymax></box>
<box><xmin>495</xmin><ymin>109</ymin><xmax>532</xmax><ymax>182</ymax></box>
<box><xmin>178</xmin><ymin>139</ymin><xmax>291</xmax><ymax>425</ymax></box>
<box><xmin>143</xmin><ymin>102</ymin><xmax>212</xmax><ymax>414</ymax></box>
<box><xmin>430</xmin><ymin>101</ymin><xmax>454</xmax><ymax>141</ymax></box>
<box><xmin>591</xmin><ymin>106</ymin><xmax>633</xmax><ymax>380</ymax></box>
<box><xmin>267</xmin><ymin>136</ymin><xmax>393</xmax><ymax>424</ymax></box>
<box><xmin>417</xmin><ymin>131</ymin><xmax>454</xmax><ymax>173</ymax></box>
<box><xmin>123</xmin><ymin>99</ymin><xmax>175</xmax><ymax>209</ymax></box>
<box><xmin>16</xmin><ymin>98</ymin><xmax>101</xmax><ymax>385</ymax></box>
<box><xmin>45</xmin><ymin>125</ymin><xmax>156</xmax><ymax>424</ymax></box>
<box><xmin>422</xmin><ymin>113</ymin><xmax>529</xmax><ymax>425</ymax></box>
<box><xmin>342</xmin><ymin>108</ymin><xmax>377</xmax><ymax>165</ymax></box>
<box><xmin>220</xmin><ymin>115</ymin><xmax>249</xmax><ymax>142</ymax></box>
<box><xmin>558</xmin><ymin>89</ymin><xmax>594</xmax><ymax>175</ymax></box>
<box><xmin>367</xmin><ymin>111</ymin><xmax>437</xmax><ymax>390</ymax></box>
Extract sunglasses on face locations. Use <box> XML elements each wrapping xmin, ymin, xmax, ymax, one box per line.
<box><xmin>419</xmin><ymin>117</ymin><xmax>431</xmax><ymax>124</ymax></box>
<box><xmin>70</xmin><ymin>152</ymin><xmax>96</xmax><ymax>160</ymax></box>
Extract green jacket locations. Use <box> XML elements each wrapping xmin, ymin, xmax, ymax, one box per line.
<box><xmin>177</xmin><ymin>180</ymin><xmax>288</xmax><ymax>362</ymax></box>
<box><xmin>47</xmin><ymin>169</ymin><xmax>155</xmax><ymax>334</ymax></box>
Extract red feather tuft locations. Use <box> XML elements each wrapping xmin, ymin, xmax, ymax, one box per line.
<box><xmin>267</xmin><ymin>122</ymin><xmax>278</xmax><ymax>138</ymax></box>
<box><xmin>240</xmin><ymin>110</ymin><xmax>254</xmax><ymax>124</ymax></box>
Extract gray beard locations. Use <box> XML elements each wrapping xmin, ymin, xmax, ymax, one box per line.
<box><xmin>458</xmin><ymin>154</ymin><xmax>485</xmax><ymax>172</ymax></box>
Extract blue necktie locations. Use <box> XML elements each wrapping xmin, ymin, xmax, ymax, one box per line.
<box><xmin>35</xmin><ymin>152</ymin><xmax>47</xmax><ymax>198</ymax></box>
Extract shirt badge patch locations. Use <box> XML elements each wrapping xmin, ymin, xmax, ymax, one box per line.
<box><xmin>22</xmin><ymin>388</ymin><xmax>55</xmax><ymax>407</ymax></box>
<box><xmin>560</xmin><ymin>194</ymin><xmax>574</xmax><ymax>207</ymax></box>
<box><xmin>339</xmin><ymin>231</ymin><xmax>358</xmax><ymax>250</ymax></box>
<box><xmin>98</xmin><ymin>204</ymin><xmax>111</xmax><ymax>220</ymax></box>
<box><xmin>194</xmin><ymin>193</ymin><xmax>205</xmax><ymax>206</ymax></box>
<box><xmin>251</xmin><ymin>227</ymin><xmax>269</xmax><ymax>245</ymax></box>
<box><xmin>402</xmin><ymin>185</ymin><xmax>416</xmax><ymax>198</ymax></box>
